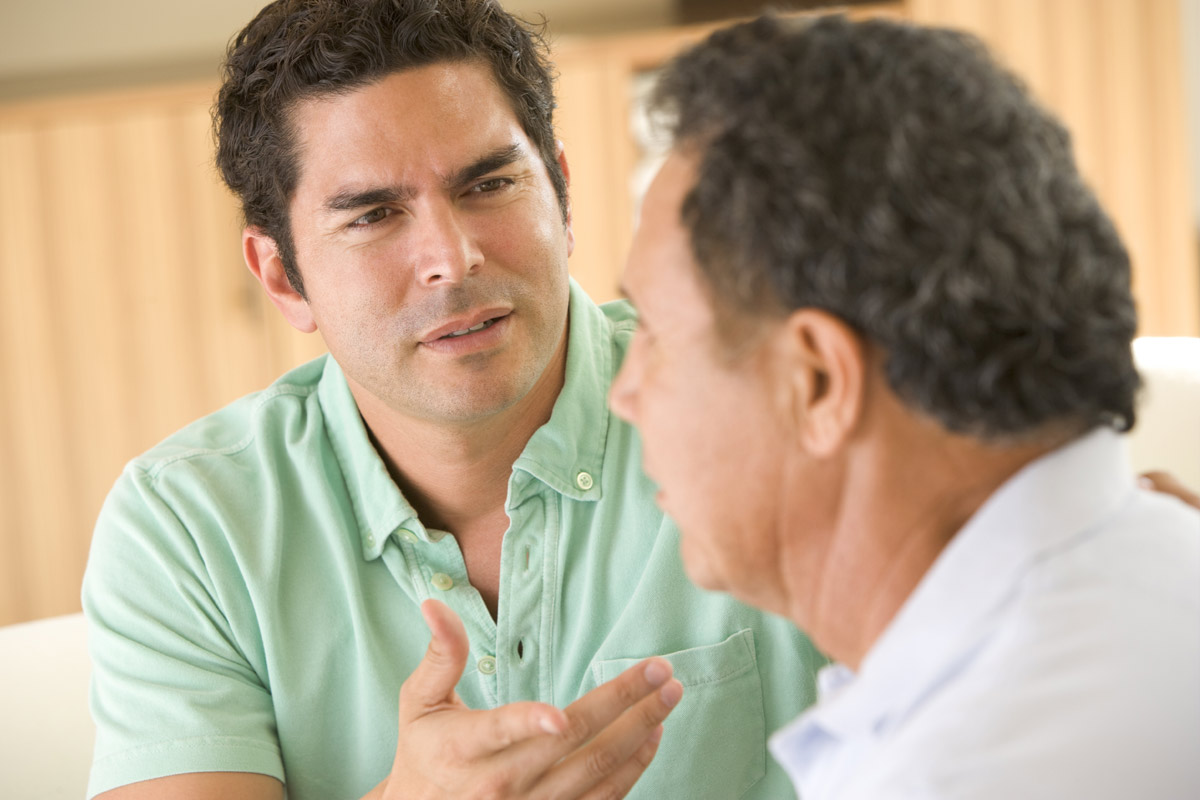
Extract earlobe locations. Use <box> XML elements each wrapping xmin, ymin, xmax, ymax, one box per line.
<box><xmin>777</xmin><ymin>310</ymin><xmax>865</xmax><ymax>457</ymax></box>
<box><xmin>242</xmin><ymin>228</ymin><xmax>317</xmax><ymax>334</ymax></box>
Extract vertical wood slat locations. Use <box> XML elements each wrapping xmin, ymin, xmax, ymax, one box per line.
<box><xmin>0</xmin><ymin>125</ymin><xmax>79</xmax><ymax>620</ymax></box>
<box><xmin>43</xmin><ymin>119</ymin><xmax>132</xmax><ymax>607</ymax></box>
<box><xmin>117</xmin><ymin>111</ymin><xmax>205</xmax><ymax>448</ymax></box>
<box><xmin>1145</xmin><ymin>0</ymin><xmax>1200</xmax><ymax>335</ymax></box>
<box><xmin>908</xmin><ymin>0</ymin><xmax>1200</xmax><ymax>337</ymax></box>
<box><xmin>554</xmin><ymin>50</ymin><xmax>635</xmax><ymax>304</ymax></box>
<box><xmin>0</xmin><ymin>126</ymin><xmax>40</xmax><ymax>622</ymax></box>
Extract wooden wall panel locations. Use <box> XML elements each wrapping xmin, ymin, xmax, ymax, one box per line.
<box><xmin>0</xmin><ymin>85</ymin><xmax>328</xmax><ymax>625</ymax></box>
<box><xmin>554</xmin><ymin>51</ymin><xmax>638</xmax><ymax>303</ymax></box>
<box><xmin>908</xmin><ymin>0</ymin><xmax>1200</xmax><ymax>336</ymax></box>
<box><xmin>42</xmin><ymin>119</ymin><xmax>131</xmax><ymax>612</ymax></box>
<box><xmin>0</xmin><ymin>125</ymin><xmax>79</xmax><ymax>620</ymax></box>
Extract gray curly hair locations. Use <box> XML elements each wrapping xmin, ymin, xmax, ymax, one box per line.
<box><xmin>651</xmin><ymin>14</ymin><xmax>1140</xmax><ymax>440</ymax></box>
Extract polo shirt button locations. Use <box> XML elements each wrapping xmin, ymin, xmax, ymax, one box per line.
<box><xmin>399</xmin><ymin>530</ymin><xmax>419</xmax><ymax>544</ymax></box>
<box><xmin>478</xmin><ymin>656</ymin><xmax>497</xmax><ymax>675</ymax></box>
<box><xmin>431</xmin><ymin>573</ymin><xmax>454</xmax><ymax>591</ymax></box>
<box><xmin>576</xmin><ymin>471</ymin><xmax>594</xmax><ymax>491</ymax></box>
<box><xmin>365</xmin><ymin>533</ymin><xmax>376</xmax><ymax>547</ymax></box>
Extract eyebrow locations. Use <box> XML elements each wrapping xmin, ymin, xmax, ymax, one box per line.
<box><xmin>446</xmin><ymin>143</ymin><xmax>525</xmax><ymax>189</ymax></box>
<box><xmin>323</xmin><ymin>186</ymin><xmax>414</xmax><ymax>213</ymax></box>
<box><xmin>321</xmin><ymin>143</ymin><xmax>527</xmax><ymax>215</ymax></box>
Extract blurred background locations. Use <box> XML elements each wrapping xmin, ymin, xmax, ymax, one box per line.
<box><xmin>1</xmin><ymin>0</ymin><xmax>1198</xmax><ymax>626</ymax></box>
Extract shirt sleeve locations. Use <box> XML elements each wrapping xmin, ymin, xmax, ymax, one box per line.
<box><xmin>82</xmin><ymin>463</ymin><xmax>284</xmax><ymax>798</ymax></box>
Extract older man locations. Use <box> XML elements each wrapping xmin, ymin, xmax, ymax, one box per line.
<box><xmin>611</xmin><ymin>14</ymin><xmax>1200</xmax><ymax>799</ymax></box>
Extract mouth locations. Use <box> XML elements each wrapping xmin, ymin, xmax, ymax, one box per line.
<box><xmin>420</xmin><ymin>309</ymin><xmax>511</xmax><ymax>344</ymax></box>
<box><xmin>441</xmin><ymin>317</ymin><xmax>499</xmax><ymax>339</ymax></box>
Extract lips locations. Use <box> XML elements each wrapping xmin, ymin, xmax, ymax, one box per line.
<box><xmin>420</xmin><ymin>308</ymin><xmax>511</xmax><ymax>344</ymax></box>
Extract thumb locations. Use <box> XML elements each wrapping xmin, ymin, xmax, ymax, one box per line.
<box><xmin>399</xmin><ymin>598</ymin><xmax>471</xmax><ymax>718</ymax></box>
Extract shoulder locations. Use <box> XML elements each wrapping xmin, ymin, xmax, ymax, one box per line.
<box><xmin>125</xmin><ymin>355</ymin><xmax>331</xmax><ymax>482</ymax></box>
<box><xmin>863</xmin><ymin>504</ymin><xmax>1200</xmax><ymax>797</ymax></box>
<box><xmin>1025</xmin><ymin>490</ymin><xmax>1200</xmax><ymax>617</ymax></box>
<box><xmin>94</xmin><ymin>355</ymin><xmax>341</xmax><ymax>551</ymax></box>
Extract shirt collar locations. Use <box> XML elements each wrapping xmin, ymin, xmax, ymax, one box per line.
<box><xmin>318</xmin><ymin>355</ymin><xmax>421</xmax><ymax>560</ymax></box>
<box><xmin>320</xmin><ymin>279</ymin><xmax>612</xmax><ymax>561</ymax></box>
<box><xmin>510</xmin><ymin>278</ymin><xmax>611</xmax><ymax>504</ymax></box>
<box><xmin>777</xmin><ymin>428</ymin><xmax>1135</xmax><ymax>750</ymax></box>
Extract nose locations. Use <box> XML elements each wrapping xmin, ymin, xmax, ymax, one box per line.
<box><xmin>415</xmin><ymin>203</ymin><xmax>483</xmax><ymax>286</ymax></box>
<box><xmin>609</xmin><ymin>336</ymin><xmax>642</xmax><ymax>423</ymax></box>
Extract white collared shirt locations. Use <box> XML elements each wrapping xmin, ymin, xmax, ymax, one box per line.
<box><xmin>770</xmin><ymin>429</ymin><xmax>1200</xmax><ymax>799</ymax></box>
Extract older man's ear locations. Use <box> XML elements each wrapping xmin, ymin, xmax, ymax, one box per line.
<box><xmin>771</xmin><ymin>309</ymin><xmax>866</xmax><ymax>458</ymax></box>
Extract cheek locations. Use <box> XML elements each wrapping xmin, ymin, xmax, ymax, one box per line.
<box><xmin>640</xmin><ymin>365</ymin><xmax>747</xmax><ymax>504</ymax></box>
<box><xmin>483</xmin><ymin>194</ymin><xmax>570</xmax><ymax>273</ymax></box>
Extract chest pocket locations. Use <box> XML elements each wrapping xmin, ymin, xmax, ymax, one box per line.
<box><xmin>590</xmin><ymin>629</ymin><xmax>766</xmax><ymax>800</ymax></box>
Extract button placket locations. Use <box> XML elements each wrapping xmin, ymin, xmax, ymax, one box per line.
<box><xmin>495</xmin><ymin>489</ymin><xmax>557</xmax><ymax>705</ymax></box>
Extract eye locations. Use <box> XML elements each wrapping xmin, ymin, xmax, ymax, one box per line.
<box><xmin>470</xmin><ymin>177</ymin><xmax>515</xmax><ymax>195</ymax></box>
<box><xmin>349</xmin><ymin>207</ymin><xmax>391</xmax><ymax>227</ymax></box>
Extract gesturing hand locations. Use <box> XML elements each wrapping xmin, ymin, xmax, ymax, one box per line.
<box><xmin>376</xmin><ymin>599</ymin><xmax>683</xmax><ymax>800</ymax></box>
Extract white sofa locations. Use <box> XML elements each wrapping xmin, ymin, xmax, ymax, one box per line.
<box><xmin>0</xmin><ymin>612</ymin><xmax>93</xmax><ymax>799</ymax></box>
<box><xmin>0</xmin><ymin>337</ymin><xmax>1195</xmax><ymax>800</ymax></box>
<box><xmin>1127</xmin><ymin>337</ymin><xmax>1200</xmax><ymax>489</ymax></box>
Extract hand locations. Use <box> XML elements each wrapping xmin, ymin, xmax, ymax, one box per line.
<box><xmin>375</xmin><ymin>599</ymin><xmax>683</xmax><ymax>800</ymax></box>
<box><xmin>1139</xmin><ymin>471</ymin><xmax>1200</xmax><ymax>510</ymax></box>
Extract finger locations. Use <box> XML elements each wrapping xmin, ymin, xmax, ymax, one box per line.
<box><xmin>398</xmin><ymin>599</ymin><xmax>471</xmax><ymax>718</ymax></box>
<box><xmin>478</xmin><ymin>657</ymin><xmax>674</xmax><ymax>787</ymax></box>
<box><xmin>448</xmin><ymin>702</ymin><xmax>570</xmax><ymax>762</ymax></box>
<box><xmin>1140</xmin><ymin>471</ymin><xmax>1200</xmax><ymax>510</ymax></box>
<box><xmin>560</xmin><ymin>658</ymin><xmax>674</xmax><ymax>749</ymax></box>
<box><xmin>533</xmin><ymin>675</ymin><xmax>682</xmax><ymax>798</ymax></box>
<box><xmin>576</xmin><ymin>725</ymin><xmax>664</xmax><ymax>800</ymax></box>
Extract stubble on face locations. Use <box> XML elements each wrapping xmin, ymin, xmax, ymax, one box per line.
<box><xmin>356</xmin><ymin>275</ymin><xmax>567</xmax><ymax>424</ymax></box>
<box><xmin>283</xmin><ymin>63</ymin><xmax>572</xmax><ymax>429</ymax></box>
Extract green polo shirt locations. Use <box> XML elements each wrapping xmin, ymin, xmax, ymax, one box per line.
<box><xmin>83</xmin><ymin>280</ymin><xmax>824</xmax><ymax>800</ymax></box>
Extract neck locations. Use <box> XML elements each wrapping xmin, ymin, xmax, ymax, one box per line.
<box><xmin>351</xmin><ymin>329</ymin><xmax>568</xmax><ymax>537</ymax></box>
<box><xmin>781</xmin><ymin>394</ymin><xmax>1065</xmax><ymax>672</ymax></box>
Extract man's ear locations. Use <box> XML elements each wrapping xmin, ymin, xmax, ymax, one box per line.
<box><xmin>555</xmin><ymin>140</ymin><xmax>575</xmax><ymax>258</ymax></box>
<box><xmin>773</xmin><ymin>309</ymin><xmax>866</xmax><ymax>457</ymax></box>
<box><xmin>242</xmin><ymin>227</ymin><xmax>316</xmax><ymax>333</ymax></box>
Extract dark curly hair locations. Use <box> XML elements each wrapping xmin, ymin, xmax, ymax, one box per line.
<box><xmin>214</xmin><ymin>0</ymin><xmax>567</xmax><ymax>296</ymax></box>
<box><xmin>651</xmin><ymin>14</ymin><xmax>1140</xmax><ymax>440</ymax></box>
